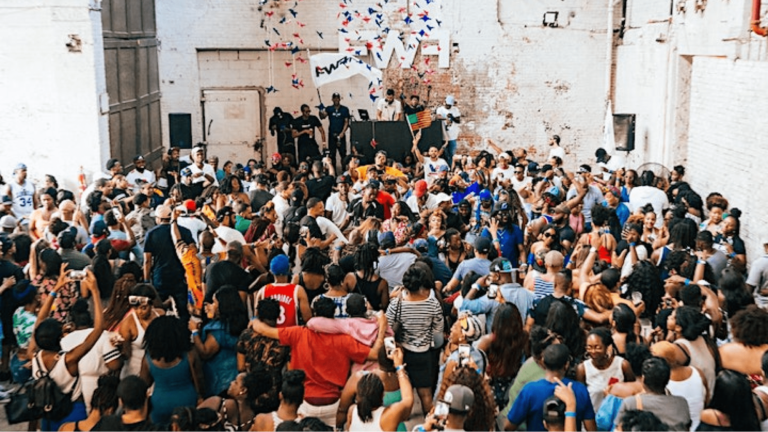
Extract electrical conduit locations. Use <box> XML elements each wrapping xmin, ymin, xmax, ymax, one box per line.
<box><xmin>753</xmin><ymin>0</ymin><xmax>767</xmax><ymax>36</ymax></box>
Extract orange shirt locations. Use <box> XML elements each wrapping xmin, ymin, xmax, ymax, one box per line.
<box><xmin>175</xmin><ymin>240</ymin><xmax>204</xmax><ymax>312</ymax></box>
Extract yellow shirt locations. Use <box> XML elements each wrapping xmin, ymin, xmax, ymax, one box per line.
<box><xmin>175</xmin><ymin>240</ymin><xmax>204</xmax><ymax>312</ymax></box>
<box><xmin>357</xmin><ymin>165</ymin><xmax>406</xmax><ymax>179</ymax></box>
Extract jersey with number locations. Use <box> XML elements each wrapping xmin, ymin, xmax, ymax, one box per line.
<box><xmin>10</xmin><ymin>180</ymin><xmax>35</xmax><ymax>218</ymax></box>
<box><xmin>261</xmin><ymin>283</ymin><xmax>299</xmax><ymax>328</ymax></box>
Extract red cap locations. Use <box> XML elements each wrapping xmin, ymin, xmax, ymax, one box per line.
<box><xmin>271</xmin><ymin>152</ymin><xmax>281</xmax><ymax>161</ymax></box>
<box><xmin>184</xmin><ymin>199</ymin><xmax>196</xmax><ymax>212</ymax></box>
<box><xmin>414</xmin><ymin>180</ymin><xmax>428</xmax><ymax>198</ymax></box>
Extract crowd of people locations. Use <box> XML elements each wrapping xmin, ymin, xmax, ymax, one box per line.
<box><xmin>0</xmin><ymin>93</ymin><xmax>767</xmax><ymax>432</ymax></box>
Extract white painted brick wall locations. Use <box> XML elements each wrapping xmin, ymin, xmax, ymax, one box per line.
<box><xmin>155</xmin><ymin>0</ymin><xmax>610</xmax><ymax>167</ymax></box>
<box><xmin>687</xmin><ymin>57</ymin><xmax>768</xmax><ymax>261</ymax></box>
<box><xmin>0</xmin><ymin>0</ymin><xmax>109</xmax><ymax>192</ymax></box>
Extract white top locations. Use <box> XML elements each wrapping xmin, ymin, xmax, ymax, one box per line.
<box><xmin>378</xmin><ymin>253</ymin><xmax>417</xmax><ymax>291</ymax></box>
<box><xmin>121</xmin><ymin>309</ymin><xmax>149</xmax><ymax>379</ymax></box>
<box><xmin>602</xmin><ymin>153</ymin><xmax>626</xmax><ymax>181</ymax></box>
<box><xmin>178</xmin><ymin>216</ymin><xmax>207</xmax><ymax>245</ymax></box>
<box><xmin>376</xmin><ymin>98</ymin><xmax>402</xmax><ymax>121</ymax></box>
<box><xmin>406</xmin><ymin>193</ymin><xmax>440</xmax><ymax>214</ymax></box>
<box><xmin>188</xmin><ymin>163</ymin><xmax>219</xmax><ymax>186</ymax></box>
<box><xmin>61</xmin><ymin>329</ymin><xmax>121</xmax><ymax>412</ymax></box>
<box><xmin>620</xmin><ymin>243</ymin><xmax>648</xmax><ymax>279</ymax></box>
<box><xmin>492</xmin><ymin>166</ymin><xmax>516</xmax><ymax>184</ymax></box>
<box><xmin>316</xmin><ymin>216</ymin><xmax>348</xmax><ymax>247</ymax></box>
<box><xmin>125</xmin><ymin>168</ymin><xmax>156</xmax><ymax>192</ymax></box>
<box><xmin>511</xmin><ymin>175</ymin><xmax>531</xmax><ymax>193</ymax></box>
<box><xmin>325</xmin><ymin>192</ymin><xmax>354</xmax><ymax>226</ymax></box>
<box><xmin>584</xmin><ymin>355</ymin><xmax>625</xmax><ymax>411</ymax></box>
<box><xmin>666</xmin><ymin>367</ymin><xmax>705</xmax><ymax>431</ymax></box>
<box><xmin>9</xmin><ymin>180</ymin><xmax>35</xmax><ymax>218</ymax></box>
<box><xmin>32</xmin><ymin>351</ymin><xmax>82</xmax><ymax>401</ymax></box>
<box><xmin>349</xmin><ymin>405</ymin><xmax>385</xmax><ymax>431</ymax></box>
<box><xmin>423</xmin><ymin>158</ymin><xmax>449</xmax><ymax>184</ymax></box>
<box><xmin>629</xmin><ymin>186</ymin><xmax>668</xmax><ymax>228</ymax></box>
<box><xmin>436</xmin><ymin>105</ymin><xmax>461</xmax><ymax>141</ymax></box>
<box><xmin>548</xmin><ymin>146</ymin><xmax>566</xmax><ymax>161</ymax></box>
<box><xmin>272</xmin><ymin>194</ymin><xmax>290</xmax><ymax>238</ymax></box>
<box><xmin>212</xmin><ymin>225</ymin><xmax>247</xmax><ymax>254</ymax></box>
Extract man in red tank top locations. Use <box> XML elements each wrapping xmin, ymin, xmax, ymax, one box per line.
<box><xmin>255</xmin><ymin>254</ymin><xmax>311</xmax><ymax>328</ymax></box>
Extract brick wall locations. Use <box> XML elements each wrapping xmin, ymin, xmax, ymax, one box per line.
<box><xmin>155</xmin><ymin>0</ymin><xmax>610</xmax><ymax>168</ymax></box>
<box><xmin>687</xmin><ymin>57</ymin><xmax>768</xmax><ymax>261</ymax></box>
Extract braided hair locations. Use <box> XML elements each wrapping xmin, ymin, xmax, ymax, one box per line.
<box><xmin>355</xmin><ymin>373</ymin><xmax>384</xmax><ymax>423</ymax></box>
<box><xmin>354</xmin><ymin>242</ymin><xmax>380</xmax><ymax>281</ymax></box>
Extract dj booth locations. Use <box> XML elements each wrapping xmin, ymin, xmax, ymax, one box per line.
<box><xmin>349</xmin><ymin>120</ymin><xmax>445</xmax><ymax>164</ymax></box>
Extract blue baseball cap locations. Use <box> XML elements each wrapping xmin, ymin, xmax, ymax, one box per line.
<box><xmin>14</xmin><ymin>163</ymin><xmax>27</xmax><ymax>171</ymax></box>
<box><xmin>270</xmin><ymin>254</ymin><xmax>291</xmax><ymax>276</ymax></box>
<box><xmin>412</xmin><ymin>238</ymin><xmax>429</xmax><ymax>252</ymax></box>
<box><xmin>378</xmin><ymin>231</ymin><xmax>396</xmax><ymax>249</ymax></box>
<box><xmin>479</xmin><ymin>189</ymin><xmax>492</xmax><ymax>201</ymax></box>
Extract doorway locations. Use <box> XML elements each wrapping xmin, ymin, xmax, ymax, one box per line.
<box><xmin>201</xmin><ymin>89</ymin><xmax>265</xmax><ymax>163</ymax></box>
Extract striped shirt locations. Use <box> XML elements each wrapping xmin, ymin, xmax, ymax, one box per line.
<box><xmin>386</xmin><ymin>292</ymin><xmax>444</xmax><ymax>353</ymax></box>
<box><xmin>533</xmin><ymin>276</ymin><xmax>555</xmax><ymax>300</ymax></box>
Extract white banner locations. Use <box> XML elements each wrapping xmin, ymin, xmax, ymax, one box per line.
<box><xmin>604</xmin><ymin>100</ymin><xmax>616</xmax><ymax>152</ymax></box>
<box><xmin>309</xmin><ymin>53</ymin><xmax>382</xmax><ymax>88</ymax></box>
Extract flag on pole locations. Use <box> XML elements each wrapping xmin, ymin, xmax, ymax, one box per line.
<box><xmin>603</xmin><ymin>100</ymin><xmax>616</xmax><ymax>152</ymax></box>
<box><xmin>407</xmin><ymin>111</ymin><xmax>432</xmax><ymax>131</ymax></box>
<box><xmin>309</xmin><ymin>53</ymin><xmax>382</xmax><ymax>88</ymax></box>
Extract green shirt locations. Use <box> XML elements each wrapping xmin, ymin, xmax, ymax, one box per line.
<box><xmin>13</xmin><ymin>307</ymin><xmax>37</xmax><ymax>349</ymax></box>
<box><xmin>503</xmin><ymin>357</ymin><xmax>546</xmax><ymax>425</ymax></box>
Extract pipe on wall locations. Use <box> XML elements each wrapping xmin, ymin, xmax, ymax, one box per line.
<box><xmin>753</xmin><ymin>0</ymin><xmax>767</xmax><ymax>36</ymax></box>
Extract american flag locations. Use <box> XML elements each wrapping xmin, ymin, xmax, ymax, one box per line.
<box><xmin>407</xmin><ymin>111</ymin><xmax>432</xmax><ymax>131</ymax></box>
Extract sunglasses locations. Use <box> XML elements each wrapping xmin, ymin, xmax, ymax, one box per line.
<box><xmin>128</xmin><ymin>295</ymin><xmax>151</xmax><ymax>306</ymax></box>
<box><xmin>543</xmin><ymin>232</ymin><xmax>556</xmax><ymax>238</ymax></box>
<box><xmin>515</xmin><ymin>171</ymin><xmax>524</xmax><ymax>174</ymax></box>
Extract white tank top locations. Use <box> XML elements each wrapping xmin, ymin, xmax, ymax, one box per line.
<box><xmin>584</xmin><ymin>355</ymin><xmax>625</xmax><ymax>411</ymax></box>
<box><xmin>32</xmin><ymin>351</ymin><xmax>82</xmax><ymax>401</ymax></box>
<box><xmin>348</xmin><ymin>406</ymin><xmax>385</xmax><ymax>431</ymax></box>
<box><xmin>9</xmin><ymin>180</ymin><xmax>35</xmax><ymax>218</ymax></box>
<box><xmin>666</xmin><ymin>367</ymin><xmax>705</xmax><ymax>431</ymax></box>
<box><xmin>755</xmin><ymin>385</ymin><xmax>768</xmax><ymax>432</ymax></box>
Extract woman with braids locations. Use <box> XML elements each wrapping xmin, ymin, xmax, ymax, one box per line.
<box><xmin>190</xmin><ymin>285</ymin><xmax>249</xmax><ymax>397</ymax></box>
<box><xmin>346</xmin><ymin>242</ymin><xmax>389</xmax><ymax>311</ymax></box>
<box><xmin>624</xmin><ymin>260</ymin><xmax>664</xmax><ymax>321</ymax></box>
<box><xmin>719</xmin><ymin>305</ymin><xmax>768</xmax><ymax>378</ymax></box>
<box><xmin>102</xmin><ymin>261</ymin><xmax>141</xmax><ymax>331</ymax></box>
<box><xmin>59</xmin><ymin>375</ymin><xmax>119</xmax><ymax>432</ymax></box>
<box><xmin>652</xmin><ymin>217</ymin><xmax>698</xmax><ymax>278</ymax></box>
<box><xmin>667</xmin><ymin>305</ymin><xmax>717</xmax><ymax>397</ymax></box>
<box><xmin>252</xmin><ymin>369</ymin><xmax>306</xmax><ymax>431</ymax></box>
<box><xmin>345</xmin><ymin>347</ymin><xmax>413</xmax><ymax>431</ymax></box>
<box><xmin>216</xmin><ymin>174</ymin><xmax>250</xmax><ymax>213</ymax></box>
<box><xmin>576</xmin><ymin>327</ymin><xmax>634</xmax><ymax>410</ymax></box>
<box><xmin>291</xmin><ymin>247</ymin><xmax>330</xmax><ymax>305</ymax></box>
<box><xmin>117</xmin><ymin>284</ymin><xmax>164</xmax><ymax>378</ymax></box>
<box><xmin>140</xmin><ymin>315</ymin><xmax>203</xmax><ymax>424</ymax></box>
<box><xmin>610</xmin><ymin>303</ymin><xmax>638</xmax><ymax>356</ymax></box>
<box><xmin>198</xmin><ymin>367</ymin><xmax>273</xmax><ymax>431</ymax></box>
<box><xmin>545</xmin><ymin>299</ymin><xmax>586</xmax><ymax>362</ymax></box>
<box><xmin>90</xmin><ymin>238</ymin><xmax>116</xmax><ymax>301</ymax></box>
<box><xmin>434</xmin><ymin>365</ymin><xmax>497</xmax><ymax>432</ymax></box>
<box><xmin>476</xmin><ymin>303</ymin><xmax>528</xmax><ymax>409</ymax></box>
<box><xmin>698</xmin><ymin>370</ymin><xmax>761</xmax><ymax>431</ymax></box>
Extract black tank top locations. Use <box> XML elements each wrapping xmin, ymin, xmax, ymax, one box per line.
<box><xmin>299</xmin><ymin>273</ymin><xmax>325</xmax><ymax>305</ymax></box>
<box><xmin>355</xmin><ymin>273</ymin><xmax>383</xmax><ymax>311</ymax></box>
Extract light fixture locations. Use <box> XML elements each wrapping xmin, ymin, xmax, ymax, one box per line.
<box><xmin>543</xmin><ymin>11</ymin><xmax>559</xmax><ymax>28</ymax></box>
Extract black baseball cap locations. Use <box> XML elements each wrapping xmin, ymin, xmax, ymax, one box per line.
<box><xmin>332</xmin><ymin>92</ymin><xmax>341</xmax><ymax>98</ymax></box>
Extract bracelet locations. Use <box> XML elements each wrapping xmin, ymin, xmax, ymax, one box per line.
<box><xmin>729</xmin><ymin>252</ymin><xmax>736</xmax><ymax>258</ymax></box>
<box><xmin>386</xmin><ymin>249</ymin><xmax>390</xmax><ymax>255</ymax></box>
<box><xmin>629</xmin><ymin>242</ymin><xmax>636</xmax><ymax>247</ymax></box>
<box><xmin>684</xmin><ymin>279</ymin><xmax>691</xmax><ymax>286</ymax></box>
<box><xmin>589</xmin><ymin>247</ymin><xmax>597</xmax><ymax>254</ymax></box>
<box><xmin>191</xmin><ymin>331</ymin><xmax>199</xmax><ymax>338</ymax></box>
<box><xmin>493</xmin><ymin>238</ymin><xmax>500</xmax><ymax>243</ymax></box>
<box><xmin>475</xmin><ymin>368</ymin><xmax>482</xmax><ymax>375</ymax></box>
<box><xmin>50</xmin><ymin>291</ymin><xmax>58</xmax><ymax>298</ymax></box>
<box><xmin>334</xmin><ymin>246</ymin><xmax>343</xmax><ymax>251</ymax></box>
<box><xmin>697</xmin><ymin>260</ymin><xmax>706</xmax><ymax>265</ymax></box>
<box><xmin>565</xmin><ymin>411</ymin><xmax>576</xmax><ymax>418</ymax></box>
<box><xmin>395</xmin><ymin>364</ymin><xmax>406</xmax><ymax>372</ymax></box>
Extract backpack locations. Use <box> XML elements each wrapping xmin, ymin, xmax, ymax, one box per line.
<box><xmin>5</xmin><ymin>352</ymin><xmax>78</xmax><ymax>424</ymax></box>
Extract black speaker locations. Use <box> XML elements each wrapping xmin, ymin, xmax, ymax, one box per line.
<box><xmin>613</xmin><ymin>114</ymin><xmax>636</xmax><ymax>152</ymax></box>
<box><xmin>169</xmin><ymin>113</ymin><xmax>192</xmax><ymax>149</ymax></box>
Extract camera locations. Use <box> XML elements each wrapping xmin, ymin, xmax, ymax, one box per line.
<box><xmin>384</xmin><ymin>337</ymin><xmax>396</xmax><ymax>357</ymax></box>
<box><xmin>69</xmin><ymin>270</ymin><xmax>87</xmax><ymax>281</ymax></box>
<box><xmin>458</xmin><ymin>344</ymin><xmax>470</xmax><ymax>366</ymax></box>
<box><xmin>434</xmin><ymin>401</ymin><xmax>450</xmax><ymax>418</ymax></box>
<box><xmin>488</xmin><ymin>284</ymin><xmax>499</xmax><ymax>299</ymax></box>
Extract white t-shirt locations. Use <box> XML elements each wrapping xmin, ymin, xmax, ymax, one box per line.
<box><xmin>178</xmin><ymin>216</ymin><xmax>207</xmax><ymax>244</ymax></box>
<box><xmin>629</xmin><ymin>186</ymin><xmax>668</xmax><ymax>228</ymax></box>
<box><xmin>436</xmin><ymin>106</ymin><xmax>461</xmax><ymax>141</ymax></box>
<box><xmin>548</xmin><ymin>146</ymin><xmax>566</xmax><ymax>161</ymax></box>
<box><xmin>424</xmin><ymin>158</ymin><xmax>449</xmax><ymax>184</ymax></box>
<box><xmin>600</xmin><ymin>154</ymin><xmax>626</xmax><ymax>181</ymax></box>
<box><xmin>188</xmin><ymin>163</ymin><xmax>218</xmax><ymax>186</ymax></box>
<box><xmin>406</xmin><ymin>193</ymin><xmax>441</xmax><ymax>214</ymax></box>
<box><xmin>325</xmin><ymin>192</ymin><xmax>355</xmax><ymax>226</ymax></box>
<box><xmin>511</xmin><ymin>175</ymin><xmax>532</xmax><ymax>193</ymax></box>
<box><xmin>125</xmin><ymin>169</ymin><xmax>156</xmax><ymax>192</ymax></box>
<box><xmin>212</xmin><ymin>225</ymin><xmax>247</xmax><ymax>254</ymax></box>
<box><xmin>272</xmin><ymin>194</ymin><xmax>290</xmax><ymax>238</ymax></box>
<box><xmin>316</xmin><ymin>216</ymin><xmax>348</xmax><ymax>247</ymax></box>
<box><xmin>492</xmin><ymin>166</ymin><xmax>516</xmax><ymax>183</ymax></box>
<box><xmin>60</xmin><ymin>329</ymin><xmax>121</xmax><ymax>412</ymax></box>
<box><xmin>376</xmin><ymin>98</ymin><xmax>402</xmax><ymax>121</ymax></box>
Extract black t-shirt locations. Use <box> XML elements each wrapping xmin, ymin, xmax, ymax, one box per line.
<box><xmin>269</xmin><ymin>112</ymin><xmax>295</xmax><ymax>146</ymax></box>
<box><xmin>205</xmin><ymin>260</ymin><xmax>252</xmax><ymax>302</ymax></box>
<box><xmin>446</xmin><ymin>210</ymin><xmax>464</xmax><ymax>232</ymax></box>
<box><xmin>557</xmin><ymin>224</ymin><xmax>576</xmax><ymax>244</ymax></box>
<box><xmin>350</xmin><ymin>198</ymin><xmax>384</xmax><ymax>225</ymax></box>
<box><xmin>403</xmin><ymin>103</ymin><xmax>425</xmax><ymax>116</ymax></box>
<box><xmin>92</xmin><ymin>415</ymin><xmax>162</xmax><ymax>431</ymax></box>
<box><xmin>285</xmin><ymin>205</ymin><xmax>307</xmax><ymax>225</ymax></box>
<box><xmin>714</xmin><ymin>234</ymin><xmax>746</xmax><ymax>255</ymax></box>
<box><xmin>306</xmin><ymin>175</ymin><xmax>335</xmax><ymax>201</ymax></box>
<box><xmin>292</xmin><ymin>115</ymin><xmax>322</xmax><ymax>148</ymax></box>
<box><xmin>249</xmin><ymin>189</ymin><xmax>274</xmax><ymax>213</ymax></box>
<box><xmin>530</xmin><ymin>295</ymin><xmax>587</xmax><ymax>326</ymax></box>
<box><xmin>0</xmin><ymin>259</ymin><xmax>25</xmax><ymax>340</ymax></box>
<box><xmin>144</xmin><ymin>224</ymin><xmax>193</xmax><ymax>291</ymax></box>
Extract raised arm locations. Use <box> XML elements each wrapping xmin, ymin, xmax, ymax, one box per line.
<box><xmin>411</xmin><ymin>130</ymin><xmax>424</xmax><ymax>164</ymax></box>
<box><xmin>65</xmin><ymin>269</ymin><xmax>104</xmax><ymax>374</ymax></box>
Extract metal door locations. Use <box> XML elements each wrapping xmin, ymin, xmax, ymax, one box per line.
<box><xmin>102</xmin><ymin>0</ymin><xmax>162</xmax><ymax>168</ymax></box>
<box><xmin>202</xmin><ymin>89</ymin><xmax>264</xmax><ymax>162</ymax></box>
